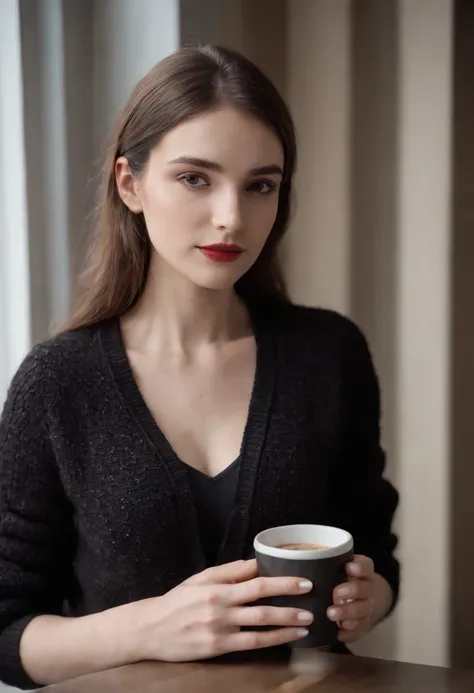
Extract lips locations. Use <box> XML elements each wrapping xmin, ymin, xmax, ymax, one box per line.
<box><xmin>198</xmin><ymin>244</ymin><xmax>243</xmax><ymax>263</ymax></box>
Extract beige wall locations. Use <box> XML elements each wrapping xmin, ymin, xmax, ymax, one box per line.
<box><xmin>396</xmin><ymin>0</ymin><xmax>453</xmax><ymax>666</ymax></box>
<box><xmin>286</xmin><ymin>0</ymin><xmax>455</xmax><ymax>667</ymax></box>
<box><xmin>286</xmin><ymin>0</ymin><xmax>352</xmax><ymax>314</ymax></box>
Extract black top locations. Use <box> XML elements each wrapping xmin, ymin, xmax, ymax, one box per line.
<box><xmin>0</xmin><ymin>302</ymin><xmax>400</xmax><ymax>689</ymax></box>
<box><xmin>186</xmin><ymin>457</ymin><xmax>241</xmax><ymax>565</ymax></box>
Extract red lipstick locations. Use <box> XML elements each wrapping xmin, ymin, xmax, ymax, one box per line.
<box><xmin>198</xmin><ymin>243</ymin><xmax>243</xmax><ymax>263</ymax></box>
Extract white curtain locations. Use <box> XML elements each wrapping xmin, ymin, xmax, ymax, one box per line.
<box><xmin>0</xmin><ymin>0</ymin><xmax>179</xmax><ymax>406</ymax></box>
<box><xmin>0</xmin><ymin>0</ymin><xmax>31</xmax><ymax>408</ymax></box>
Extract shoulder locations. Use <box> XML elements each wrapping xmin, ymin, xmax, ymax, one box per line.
<box><xmin>274</xmin><ymin>303</ymin><xmax>381</xmax><ymax>405</ymax></box>
<box><xmin>4</xmin><ymin>324</ymin><xmax>104</xmax><ymax>408</ymax></box>
<box><xmin>19</xmin><ymin>324</ymin><xmax>100</xmax><ymax>377</ymax></box>
<box><xmin>270</xmin><ymin>301</ymin><xmax>370</xmax><ymax>353</ymax></box>
<box><xmin>259</xmin><ymin>301</ymin><xmax>377</xmax><ymax>385</ymax></box>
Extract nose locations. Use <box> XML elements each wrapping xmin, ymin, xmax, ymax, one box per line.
<box><xmin>211</xmin><ymin>187</ymin><xmax>243</xmax><ymax>233</ymax></box>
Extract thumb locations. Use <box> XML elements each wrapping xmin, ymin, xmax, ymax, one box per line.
<box><xmin>187</xmin><ymin>559</ymin><xmax>258</xmax><ymax>586</ymax></box>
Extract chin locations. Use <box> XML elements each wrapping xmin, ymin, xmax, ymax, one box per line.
<box><xmin>186</xmin><ymin>265</ymin><xmax>250</xmax><ymax>292</ymax></box>
<box><xmin>191</xmin><ymin>276</ymin><xmax>240</xmax><ymax>292</ymax></box>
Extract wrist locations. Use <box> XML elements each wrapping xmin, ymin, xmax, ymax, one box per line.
<box><xmin>120</xmin><ymin>595</ymin><xmax>163</xmax><ymax>662</ymax></box>
<box><xmin>93</xmin><ymin>598</ymin><xmax>155</xmax><ymax>666</ymax></box>
<box><xmin>19</xmin><ymin>604</ymin><xmax>151</xmax><ymax>687</ymax></box>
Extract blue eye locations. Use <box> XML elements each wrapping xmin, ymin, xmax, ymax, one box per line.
<box><xmin>179</xmin><ymin>173</ymin><xmax>209</xmax><ymax>188</ymax></box>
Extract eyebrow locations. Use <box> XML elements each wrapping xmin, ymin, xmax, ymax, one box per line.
<box><xmin>166</xmin><ymin>156</ymin><xmax>284</xmax><ymax>177</ymax></box>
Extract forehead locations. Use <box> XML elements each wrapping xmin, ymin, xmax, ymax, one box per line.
<box><xmin>150</xmin><ymin>106</ymin><xmax>284</xmax><ymax>170</ymax></box>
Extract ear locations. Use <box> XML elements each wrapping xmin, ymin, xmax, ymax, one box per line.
<box><xmin>115</xmin><ymin>156</ymin><xmax>143</xmax><ymax>213</ymax></box>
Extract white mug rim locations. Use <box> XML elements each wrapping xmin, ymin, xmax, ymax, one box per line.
<box><xmin>254</xmin><ymin>524</ymin><xmax>353</xmax><ymax>560</ymax></box>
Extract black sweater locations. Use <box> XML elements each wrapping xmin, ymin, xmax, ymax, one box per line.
<box><xmin>0</xmin><ymin>303</ymin><xmax>400</xmax><ymax>689</ymax></box>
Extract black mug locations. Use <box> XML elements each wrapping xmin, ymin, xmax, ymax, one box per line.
<box><xmin>254</xmin><ymin>524</ymin><xmax>353</xmax><ymax>649</ymax></box>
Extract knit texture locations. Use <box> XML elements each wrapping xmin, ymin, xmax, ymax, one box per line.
<box><xmin>0</xmin><ymin>303</ymin><xmax>399</xmax><ymax>689</ymax></box>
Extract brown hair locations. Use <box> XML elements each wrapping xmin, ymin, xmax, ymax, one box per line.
<box><xmin>66</xmin><ymin>44</ymin><xmax>297</xmax><ymax>331</ymax></box>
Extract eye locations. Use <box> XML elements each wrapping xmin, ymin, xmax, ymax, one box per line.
<box><xmin>178</xmin><ymin>173</ymin><xmax>209</xmax><ymax>188</ymax></box>
<box><xmin>247</xmin><ymin>180</ymin><xmax>278</xmax><ymax>195</ymax></box>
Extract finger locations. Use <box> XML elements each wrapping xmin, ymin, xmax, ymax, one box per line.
<box><xmin>327</xmin><ymin>598</ymin><xmax>373</xmax><ymax>622</ymax></box>
<box><xmin>345</xmin><ymin>555</ymin><xmax>374</xmax><ymax>579</ymax></box>
<box><xmin>339</xmin><ymin>621</ymin><xmax>360</xmax><ymax>631</ymax></box>
<box><xmin>187</xmin><ymin>560</ymin><xmax>257</xmax><ymax>586</ymax></box>
<box><xmin>333</xmin><ymin>579</ymin><xmax>372</xmax><ymax>603</ymax></box>
<box><xmin>225</xmin><ymin>576</ymin><xmax>313</xmax><ymax>606</ymax></box>
<box><xmin>229</xmin><ymin>605</ymin><xmax>314</xmax><ymax>628</ymax></box>
<box><xmin>337</xmin><ymin>617</ymin><xmax>371</xmax><ymax>643</ymax></box>
<box><xmin>338</xmin><ymin>619</ymin><xmax>359</xmax><ymax>631</ymax></box>
<box><xmin>224</xmin><ymin>626</ymin><xmax>310</xmax><ymax>653</ymax></box>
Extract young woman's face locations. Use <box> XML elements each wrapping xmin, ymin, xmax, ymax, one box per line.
<box><xmin>117</xmin><ymin>106</ymin><xmax>284</xmax><ymax>291</ymax></box>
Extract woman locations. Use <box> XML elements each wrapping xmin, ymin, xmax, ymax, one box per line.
<box><xmin>0</xmin><ymin>45</ymin><xmax>399</xmax><ymax>689</ymax></box>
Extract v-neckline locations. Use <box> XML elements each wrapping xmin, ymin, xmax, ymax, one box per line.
<box><xmin>186</xmin><ymin>454</ymin><xmax>241</xmax><ymax>482</ymax></box>
<box><xmin>99</xmin><ymin>307</ymin><xmax>276</xmax><ymax>568</ymax></box>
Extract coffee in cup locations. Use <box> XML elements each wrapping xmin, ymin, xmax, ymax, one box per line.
<box><xmin>277</xmin><ymin>543</ymin><xmax>328</xmax><ymax>551</ymax></box>
<box><xmin>254</xmin><ymin>524</ymin><xmax>353</xmax><ymax>648</ymax></box>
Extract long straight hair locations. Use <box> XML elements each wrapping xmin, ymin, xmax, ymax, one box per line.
<box><xmin>65</xmin><ymin>45</ymin><xmax>297</xmax><ymax>332</ymax></box>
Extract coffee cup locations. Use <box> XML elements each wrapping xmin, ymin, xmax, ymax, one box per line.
<box><xmin>254</xmin><ymin>524</ymin><xmax>353</xmax><ymax>648</ymax></box>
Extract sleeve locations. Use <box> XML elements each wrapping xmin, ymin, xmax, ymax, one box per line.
<box><xmin>329</xmin><ymin>320</ymin><xmax>400</xmax><ymax>613</ymax></box>
<box><xmin>0</xmin><ymin>348</ymin><xmax>76</xmax><ymax>689</ymax></box>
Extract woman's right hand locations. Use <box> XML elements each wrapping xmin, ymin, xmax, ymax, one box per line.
<box><xmin>134</xmin><ymin>559</ymin><xmax>314</xmax><ymax>662</ymax></box>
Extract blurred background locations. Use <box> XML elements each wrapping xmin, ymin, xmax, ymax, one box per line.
<box><xmin>0</xmin><ymin>0</ymin><xmax>473</xmax><ymax>681</ymax></box>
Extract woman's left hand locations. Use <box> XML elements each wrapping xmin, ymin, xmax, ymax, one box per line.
<box><xmin>327</xmin><ymin>555</ymin><xmax>376</xmax><ymax>643</ymax></box>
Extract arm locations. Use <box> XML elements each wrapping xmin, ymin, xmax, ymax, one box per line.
<box><xmin>330</xmin><ymin>321</ymin><xmax>400</xmax><ymax>621</ymax></box>
<box><xmin>0</xmin><ymin>348</ymin><xmax>140</xmax><ymax>688</ymax></box>
<box><xmin>18</xmin><ymin>604</ymin><xmax>144</xmax><ymax>687</ymax></box>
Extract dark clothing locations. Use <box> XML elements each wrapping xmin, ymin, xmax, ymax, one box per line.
<box><xmin>0</xmin><ymin>302</ymin><xmax>400</xmax><ymax>689</ymax></box>
<box><xmin>187</xmin><ymin>457</ymin><xmax>241</xmax><ymax>565</ymax></box>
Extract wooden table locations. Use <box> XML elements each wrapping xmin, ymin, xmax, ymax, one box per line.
<box><xmin>44</xmin><ymin>653</ymin><xmax>474</xmax><ymax>693</ymax></box>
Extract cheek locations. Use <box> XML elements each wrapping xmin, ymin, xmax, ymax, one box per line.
<box><xmin>144</xmin><ymin>184</ymin><xmax>189</xmax><ymax>216</ymax></box>
<box><xmin>246</xmin><ymin>199</ymin><xmax>279</xmax><ymax>245</ymax></box>
<box><xmin>142</xmin><ymin>185</ymin><xmax>207</xmax><ymax>238</ymax></box>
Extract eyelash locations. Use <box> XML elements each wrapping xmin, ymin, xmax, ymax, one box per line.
<box><xmin>177</xmin><ymin>173</ymin><xmax>278</xmax><ymax>196</ymax></box>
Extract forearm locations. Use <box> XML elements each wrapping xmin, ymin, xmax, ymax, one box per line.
<box><xmin>371</xmin><ymin>573</ymin><xmax>394</xmax><ymax>626</ymax></box>
<box><xmin>19</xmin><ymin>600</ymin><xmax>147</xmax><ymax>686</ymax></box>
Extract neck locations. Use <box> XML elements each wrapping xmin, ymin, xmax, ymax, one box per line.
<box><xmin>121</xmin><ymin>254</ymin><xmax>252</xmax><ymax>355</ymax></box>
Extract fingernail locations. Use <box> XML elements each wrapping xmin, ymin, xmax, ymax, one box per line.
<box><xmin>296</xmin><ymin>628</ymin><xmax>309</xmax><ymax>638</ymax></box>
<box><xmin>328</xmin><ymin>607</ymin><xmax>342</xmax><ymax>621</ymax></box>
<box><xmin>297</xmin><ymin>611</ymin><xmax>314</xmax><ymax>622</ymax></box>
<box><xmin>298</xmin><ymin>580</ymin><xmax>313</xmax><ymax>591</ymax></box>
<box><xmin>338</xmin><ymin>587</ymin><xmax>350</xmax><ymax>598</ymax></box>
